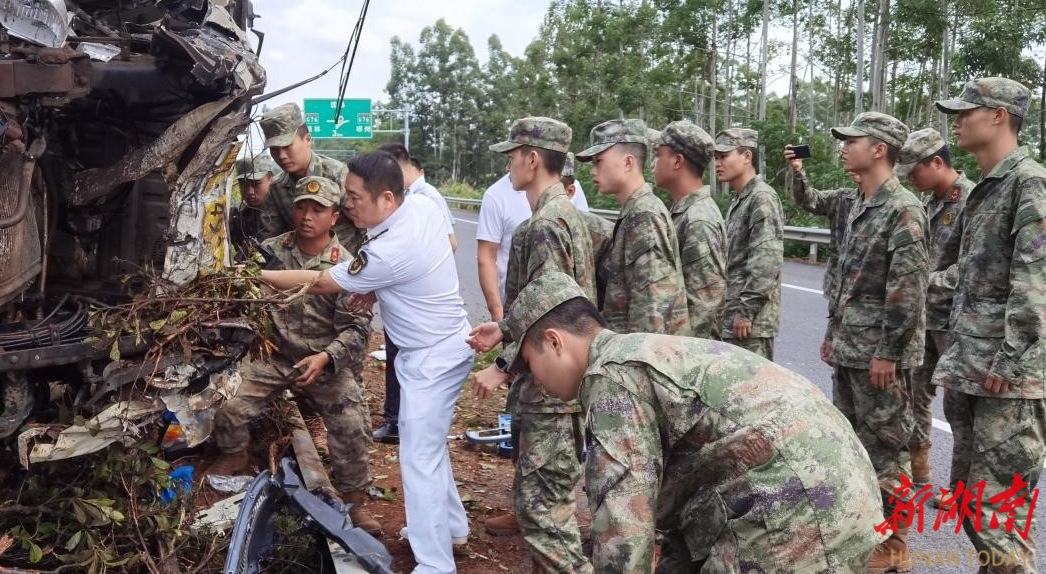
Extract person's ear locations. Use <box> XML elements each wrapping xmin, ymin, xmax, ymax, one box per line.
<box><xmin>543</xmin><ymin>328</ymin><xmax>564</xmax><ymax>355</ymax></box>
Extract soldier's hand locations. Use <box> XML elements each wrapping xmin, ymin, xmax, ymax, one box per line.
<box><xmin>293</xmin><ymin>352</ymin><xmax>330</xmax><ymax>389</ymax></box>
<box><xmin>488</xmin><ymin>305</ymin><xmax>505</xmax><ymax>322</ymax></box>
<box><xmin>985</xmin><ymin>372</ymin><xmax>1013</xmax><ymax>394</ymax></box>
<box><xmin>346</xmin><ymin>291</ymin><xmax>377</xmax><ymax>313</ymax></box>
<box><xmin>819</xmin><ymin>339</ymin><xmax>833</xmax><ymax>365</ymax></box>
<box><xmin>732</xmin><ymin>317</ymin><xmax>752</xmax><ymax>340</ymax></box>
<box><xmin>467</xmin><ymin>322</ymin><xmax>504</xmax><ymax>352</ymax></box>
<box><xmin>869</xmin><ymin>358</ymin><xmax>896</xmax><ymax>390</ymax></box>
<box><xmin>784</xmin><ymin>145</ymin><xmax>803</xmax><ymax>171</ymax></box>
<box><xmin>473</xmin><ymin>364</ymin><xmax>512</xmax><ymax>399</ymax></box>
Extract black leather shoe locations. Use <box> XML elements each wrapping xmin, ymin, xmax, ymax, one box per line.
<box><xmin>373</xmin><ymin>423</ymin><xmax>399</xmax><ymax>444</ymax></box>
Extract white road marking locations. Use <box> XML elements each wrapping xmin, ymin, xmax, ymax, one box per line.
<box><xmin>783</xmin><ymin>283</ymin><xmax>824</xmax><ymax>295</ymax></box>
<box><xmin>455</xmin><ymin>217</ymin><xmax>478</xmax><ymax>225</ymax></box>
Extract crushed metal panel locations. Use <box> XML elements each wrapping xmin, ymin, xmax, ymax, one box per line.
<box><xmin>18</xmin><ymin>399</ymin><xmax>164</xmax><ymax>467</ymax></box>
<box><xmin>159</xmin><ymin>365</ymin><xmax>242</xmax><ymax>447</ymax></box>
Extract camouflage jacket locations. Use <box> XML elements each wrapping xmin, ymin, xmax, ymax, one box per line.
<box><xmin>671</xmin><ymin>186</ymin><xmax>727</xmax><ymax>338</ymax></box>
<box><xmin>721</xmin><ymin>176</ymin><xmax>784</xmax><ymax>339</ymax></box>
<box><xmin>262</xmin><ymin>232</ymin><xmax>371</xmax><ymax>376</ymax></box>
<box><xmin>503</xmin><ymin>184</ymin><xmax>595</xmax><ymax>414</ymax></box>
<box><xmin>932</xmin><ymin>147</ymin><xmax>1046</xmax><ymax>399</ymax></box>
<box><xmin>829</xmin><ymin>175</ymin><xmax>928</xmax><ymax>369</ymax></box>
<box><xmin>922</xmin><ymin>173</ymin><xmax>972</xmax><ymax>332</ymax></box>
<box><xmin>791</xmin><ymin>169</ymin><xmax>859</xmax><ymax>313</ymax></box>
<box><xmin>582</xmin><ymin>210</ymin><xmax>615</xmax><ymax>266</ymax></box>
<box><xmin>581</xmin><ymin>330</ymin><xmax>884</xmax><ymax>574</ymax></box>
<box><xmin>331</xmin><ymin>217</ymin><xmax>367</xmax><ymax>256</ymax></box>
<box><xmin>259</xmin><ymin>153</ymin><xmax>348</xmax><ymax>239</ymax></box>
<box><xmin>597</xmin><ymin>183</ymin><xmax>690</xmax><ymax>336</ymax></box>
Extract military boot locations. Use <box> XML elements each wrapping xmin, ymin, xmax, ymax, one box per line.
<box><xmin>342</xmin><ymin>490</ymin><xmax>383</xmax><ymax>537</ymax></box>
<box><xmin>868</xmin><ymin>525</ymin><xmax>911</xmax><ymax>574</ymax></box>
<box><xmin>207</xmin><ymin>450</ymin><xmax>249</xmax><ymax>477</ymax></box>
<box><xmin>484</xmin><ymin>512</ymin><xmax>519</xmax><ymax>536</ymax></box>
<box><xmin>910</xmin><ymin>442</ymin><xmax>932</xmax><ymax>485</ymax></box>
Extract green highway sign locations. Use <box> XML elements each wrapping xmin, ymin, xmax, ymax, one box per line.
<box><xmin>303</xmin><ymin>98</ymin><xmax>372</xmax><ymax>139</ymax></box>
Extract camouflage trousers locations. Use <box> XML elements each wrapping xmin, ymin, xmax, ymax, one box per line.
<box><xmin>214</xmin><ymin>356</ymin><xmax>373</xmax><ymax>492</ymax></box>
<box><xmin>657</xmin><ymin>537</ymin><xmax>874</xmax><ymax>574</ymax></box>
<box><xmin>722</xmin><ymin>336</ymin><xmax>774</xmax><ymax>361</ymax></box>
<box><xmin>910</xmin><ymin>330</ymin><xmax>949</xmax><ymax>447</ymax></box>
<box><xmin>943</xmin><ymin>390</ymin><xmax>1046</xmax><ymax>574</ymax></box>
<box><xmin>509</xmin><ymin>382</ymin><xmax>591</xmax><ymax>574</ymax></box>
<box><xmin>833</xmin><ymin>366</ymin><xmax>913</xmax><ymax>515</ymax></box>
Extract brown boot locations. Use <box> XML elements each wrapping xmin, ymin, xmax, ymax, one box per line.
<box><xmin>484</xmin><ymin>512</ymin><xmax>519</xmax><ymax>536</ymax></box>
<box><xmin>868</xmin><ymin>526</ymin><xmax>912</xmax><ymax>574</ymax></box>
<box><xmin>207</xmin><ymin>450</ymin><xmax>249</xmax><ymax>477</ymax></box>
<box><xmin>910</xmin><ymin>442</ymin><xmax>932</xmax><ymax>485</ymax></box>
<box><xmin>342</xmin><ymin>490</ymin><xmax>383</xmax><ymax>537</ymax></box>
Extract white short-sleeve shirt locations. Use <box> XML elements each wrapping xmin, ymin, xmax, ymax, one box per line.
<box><xmin>328</xmin><ymin>194</ymin><xmax>469</xmax><ymax>350</ymax></box>
<box><xmin>406</xmin><ymin>176</ymin><xmax>455</xmax><ymax>234</ymax></box>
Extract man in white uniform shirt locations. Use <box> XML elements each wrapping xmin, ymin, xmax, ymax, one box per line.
<box><xmin>476</xmin><ymin>174</ymin><xmax>589</xmax><ymax>321</ymax></box>
<box><xmin>260</xmin><ymin>151</ymin><xmax>473</xmax><ymax>574</ymax></box>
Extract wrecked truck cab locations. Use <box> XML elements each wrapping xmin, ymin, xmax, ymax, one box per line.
<box><xmin>0</xmin><ymin>0</ymin><xmax>264</xmax><ymax>447</ymax></box>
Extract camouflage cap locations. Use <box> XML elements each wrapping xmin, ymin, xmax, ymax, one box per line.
<box><xmin>655</xmin><ymin>121</ymin><xmax>714</xmax><ymax>167</ymax></box>
<box><xmin>489</xmin><ymin>116</ymin><xmax>572</xmax><ymax>154</ymax></box>
<box><xmin>936</xmin><ymin>77</ymin><xmax>1031</xmax><ymax>118</ymax></box>
<box><xmin>504</xmin><ymin>271</ymin><xmax>589</xmax><ymax>372</ymax></box>
<box><xmin>562</xmin><ymin>152</ymin><xmax>576</xmax><ymax>178</ymax></box>
<box><xmin>293</xmin><ymin>176</ymin><xmax>343</xmax><ymax>208</ymax></box>
<box><xmin>713</xmin><ymin>128</ymin><xmax>759</xmax><ymax>153</ymax></box>
<box><xmin>896</xmin><ymin>128</ymin><xmax>947</xmax><ymax>176</ymax></box>
<box><xmin>260</xmin><ymin>103</ymin><xmax>305</xmax><ymax>148</ymax></box>
<box><xmin>830</xmin><ymin>112</ymin><xmax>908</xmax><ymax>149</ymax></box>
<box><xmin>576</xmin><ymin>119</ymin><xmax>649</xmax><ymax>161</ymax></box>
<box><xmin>236</xmin><ymin>153</ymin><xmax>279</xmax><ymax>181</ymax></box>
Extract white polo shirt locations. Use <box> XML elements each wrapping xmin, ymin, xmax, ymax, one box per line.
<box><xmin>329</xmin><ymin>194</ymin><xmax>469</xmax><ymax>350</ymax></box>
<box><xmin>405</xmin><ymin>175</ymin><xmax>455</xmax><ymax>234</ymax></box>
<box><xmin>476</xmin><ymin>174</ymin><xmax>590</xmax><ymax>297</ymax></box>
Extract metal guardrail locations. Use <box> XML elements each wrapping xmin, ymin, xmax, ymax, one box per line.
<box><xmin>444</xmin><ymin>196</ymin><xmax>831</xmax><ymax>255</ymax></box>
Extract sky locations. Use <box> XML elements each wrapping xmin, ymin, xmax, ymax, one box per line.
<box><xmin>249</xmin><ymin>0</ymin><xmax>547</xmax><ymax>109</ymax></box>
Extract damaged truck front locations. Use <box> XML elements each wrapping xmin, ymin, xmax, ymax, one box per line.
<box><xmin>0</xmin><ymin>0</ymin><xmax>264</xmax><ymax>454</ymax></box>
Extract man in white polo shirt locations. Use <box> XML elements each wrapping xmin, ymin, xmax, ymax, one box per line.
<box><xmin>260</xmin><ymin>151</ymin><xmax>473</xmax><ymax>574</ymax></box>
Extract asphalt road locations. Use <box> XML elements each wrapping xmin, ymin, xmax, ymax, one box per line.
<box><xmin>446</xmin><ymin>208</ymin><xmax>1044</xmax><ymax>572</ymax></box>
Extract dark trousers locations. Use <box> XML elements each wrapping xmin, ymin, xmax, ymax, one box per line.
<box><xmin>383</xmin><ymin>331</ymin><xmax>401</xmax><ymax>425</ymax></box>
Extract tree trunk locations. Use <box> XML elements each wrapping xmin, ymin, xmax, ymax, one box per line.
<box><xmin>788</xmin><ymin>0</ymin><xmax>800</xmax><ymax>131</ymax></box>
<box><xmin>709</xmin><ymin>14</ymin><xmax>718</xmax><ymax>189</ymax></box>
<box><xmin>757</xmin><ymin>0</ymin><xmax>770</xmax><ymax>121</ymax></box>
<box><xmin>870</xmin><ymin>0</ymin><xmax>890</xmax><ymax>111</ymax></box>
<box><xmin>856</xmin><ymin>0</ymin><xmax>865</xmax><ymax>114</ymax></box>
<box><xmin>1040</xmin><ymin>52</ymin><xmax>1046</xmax><ymax>160</ymax></box>
<box><xmin>807</xmin><ymin>0</ymin><xmax>816</xmax><ymax>135</ymax></box>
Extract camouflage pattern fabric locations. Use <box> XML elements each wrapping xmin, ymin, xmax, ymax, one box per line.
<box><xmin>214</xmin><ymin>231</ymin><xmax>373</xmax><ymax>492</ymax></box>
<box><xmin>576</xmin><ymin>119</ymin><xmax>650</xmax><ymax>161</ymax></box>
<box><xmin>942</xmin><ymin>391</ymin><xmax>1046</xmax><ymax>574</ymax></box>
<box><xmin>830</xmin><ymin>112</ymin><xmax>909</xmax><ymax>149</ymax></box>
<box><xmin>259</xmin><ymin>157</ymin><xmax>348</xmax><ymax>239</ymax></box>
<box><xmin>489</xmin><ymin>116</ymin><xmax>572</xmax><ymax>153</ymax></box>
<box><xmin>896</xmin><ymin>127</ymin><xmax>947</xmax><ymax>177</ymax></box>
<box><xmin>597</xmin><ymin>183</ymin><xmax>690</xmax><ymax>336</ymax></box>
<box><xmin>936</xmin><ymin>76</ymin><xmax>1032</xmax><ymax>118</ymax></box>
<box><xmin>720</xmin><ymin>176</ymin><xmax>784</xmax><ymax>341</ymax></box>
<box><xmin>582</xmin><ymin>210</ymin><xmax>615</xmax><ymax>265</ymax></box>
<box><xmin>670</xmin><ymin>185</ymin><xmax>727</xmax><ymax>339</ymax></box>
<box><xmin>260</xmin><ymin>102</ymin><xmax>305</xmax><ymax>148</ymax></box>
<box><xmin>500</xmin><ymin>182</ymin><xmax>595</xmax><ymax>572</ymax></box>
<box><xmin>828</xmin><ymin>175</ymin><xmax>928</xmax><ymax>370</ymax></box>
<box><xmin>790</xmin><ymin>169</ymin><xmax>859</xmax><ymax>313</ymax></box>
<box><xmin>713</xmin><ymin>128</ymin><xmax>759</xmax><ymax>152</ymax></box>
<box><xmin>911</xmin><ymin>330</ymin><xmax>950</xmax><ymax>447</ymax></box>
<box><xmin>721</xmin><ymin>335</ymin><xmax>774</xmax><ymax>360</ymax></box>
<box><xmin>580</xmin><ymin>331</ymin><xmax>885</xmax><ymax>573</ymax></box>
<box><xmin>237</xmin><ymin>152</ymin><xmax>280</xmax><ymax>180</ymax></box>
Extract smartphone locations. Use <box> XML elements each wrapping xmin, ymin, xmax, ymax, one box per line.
<box><xmin>790</xmin><ymin>144</ymin><xmax>812</xmax><ymax>159</ymax></box>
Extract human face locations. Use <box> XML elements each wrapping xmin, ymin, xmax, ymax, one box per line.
<box><xmin>243</xmin><ymin>174</ymin><xmax>272</xmax><ymax>207</ymax></box>
<box><xmin>905</xmin><ymin>160</ymin><xmax>936</xmax><ymax>192</ymax></box>
<box><xmin>343</xmin><ymin>172</ymin><xmax>393</xmax><ymax>229</ymax></box>
<box><xmin>520</xmin><ymin>332</ymin><xmax>586</xmax><ymax>400</ymax></box>
<box><xmin>589</xmin><ymin>146</ymin><xmax>630</xmax><ymax>195</ymax></box>
<box><xmin>840</xmin><ymin>136</ymin><xmax>878</xmax><ymax>173</ymax></box>
<box><xmin>713</xmin><ymin>149</ymin><xmax>749</xmax><ymax>187</ymax></box>
<box><xmin>652</xmin><ymin>145</ymin><xmax>678</xmax><ymax>188</ymax></box>
<box><xmin>270</xmin><ymin>132</ymin><xmax>313</xmax><ymax>177</ymax></box>
<box><xmin>951</xmin><ymin>107</ymin><xmax>999</xmax><ymax>151</ymax></box>
<box><xmin>293</xmin><ymin>199</ymin><xmax>338</xmax><ymax>241</ymax></box>
<box><xmin>506</xmin><ymin>147</ymin><xmax>535</xmax><ymax>191</ymax></box>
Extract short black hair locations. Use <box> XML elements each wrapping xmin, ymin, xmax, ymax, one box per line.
<box><xmin>379</xmin><ymin>143</ymin><xmax>411</xmax><ymax>164</ymax></box>
<box><xmin>347</xmin><ymin>151</ymin><xmax>405</xmax><ymax>201</ymax></box>
<box><xmin>1010</xmin><ymin>114</ymin><xmax>1023</xmax><ymax>134</ymax></box>
<box><xmin>737</xmin><ymin>146</ymin><xmax>760</xmax><ymax>174</ymax></box>
<box><xmin>919</xmin><ymin>144</ymin><xmax>952</xmax><ymax>168</ymax></box>
<box><xmin>616</xmin><ymin>142</ymin><xmax>647</xmax><ymax>167</ymax></box>
<box><xmin>410</xmin><ymin>157</ymin><xmax>423</xmax><ymax>171</ymax></box>
<box><xmin>519</xmin><ymin>145</ymin><xmax>567</xmax><ymax>176</ymax></box>
<box><xmin>296</xmin><ymin>125</ymin><xmax>309</xmax><ymax>138</ymax></box>
<box><xmin>524</xmin><ymin>297</ymin><xmax>608</xmax><ymax>351</ymax></box>
<box><xmin>561</xmin><ymin>175</ymin><xmax>576</xmax><ymax>187</ymax></box>
<box><xmin>869</xmin><ymin>137</ymin><xmax>900</xmax><ymax>166</ymax></box>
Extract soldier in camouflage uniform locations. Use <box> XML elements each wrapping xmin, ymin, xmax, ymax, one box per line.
<box><xmin>469</xmin><ymin>118</ymin><xmax>594</xmax><ymax>573</ymax></box>
<box><xmin>258</xmin><ymin>103</ymin><xmax>349</xmax><ymax>239</ymax></box>
<box><xmin>714</xmin><ymin>129</ymin><xmax>783</xmax><ymax>358</ymax></box>
<box><xmin>933</xmin><ymin>77</ymin><xmax>1046</xmax><ymax>574</ymax></box>
<box><xmin>563</xmin><ymin>153</ymin><xmax>615</xmax><ymax>264</ymax></box>
<box><xmin>895</xmin><ymin>128</ymin><xmax>973</xmax><ymax>490</ymax></box>
<box><xmin>651</xmin><ymin>121</ymin><xmax>727</xmax><ymax>339</ymax></box>
<box><xmin>826</xmin><ymin>112</ymin><xmax>927</xmax><ymax>572</ymax></box>
<box><xmin>211</xmin><ymin>176</ymin><xmax>381</xmax><ymax>536</ymax></box>
<box><xmin>501</xmin><ymin>271</ymin><xmax>885</xmax><ymax>574</ymax></box>
<box><xmin>576</xmin><ymin>119</ymin><xmax>690</xmax><ymax>336</ymax></box>
<box><xmin>229</xmin><ymin>153</ymin><xmax>280</xmax><ymax>254</ymax></box>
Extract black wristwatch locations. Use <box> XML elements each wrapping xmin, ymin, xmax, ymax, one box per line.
<box><xmin>494</xmin><ymin>356</ymin><xmax>511</xmax><ymax>374</ymax></box>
